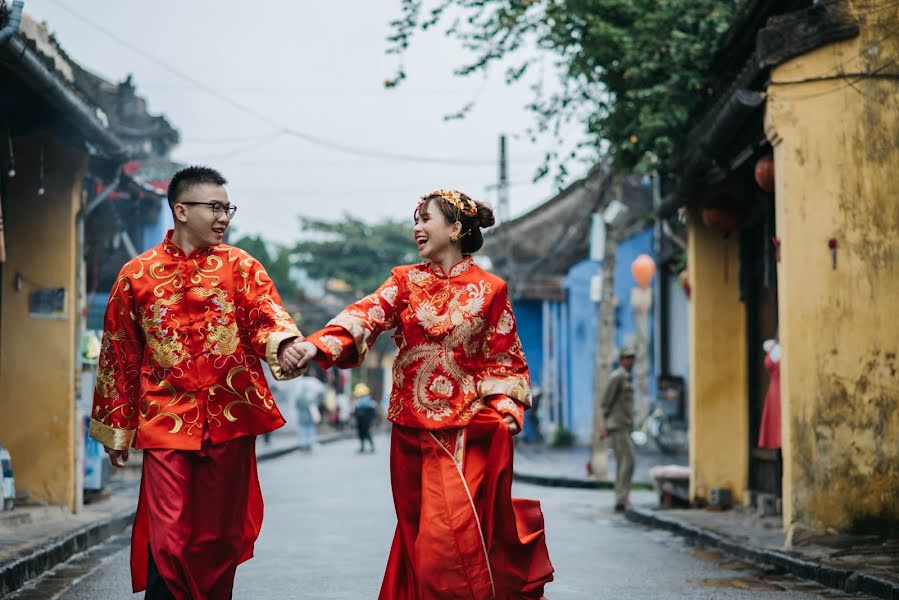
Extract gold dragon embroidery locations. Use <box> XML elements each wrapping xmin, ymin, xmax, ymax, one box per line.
<box><xmin>192</xmin><ymin>286</ymin><xmax>239</xmax><ymax>356</ymax></box>
<box><xmin>140</xmin><ymin>293</ymin><xmax>189</xmax><ymax>368</ymax></box>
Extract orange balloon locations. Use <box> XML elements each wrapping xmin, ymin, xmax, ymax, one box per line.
<box><xmin>631</xmin><ymin>254</ymin><xmax>656</xmax><ymax>289</ymax></box>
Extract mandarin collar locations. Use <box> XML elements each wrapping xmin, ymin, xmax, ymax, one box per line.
<box><xmin>428</xmin><ymin>256</ymin><xmax>474</xmax><ymax>278</ymax></box>
<box><xmin>162</xmin><ymin>229</ymin><xmax>219</xmax><ymax>260</ymax></box>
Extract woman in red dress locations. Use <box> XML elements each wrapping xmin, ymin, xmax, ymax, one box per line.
<box><xmin>295</xmin><ymin>189</ymin><xmax>553</xmax><ymax>599</ymax></box>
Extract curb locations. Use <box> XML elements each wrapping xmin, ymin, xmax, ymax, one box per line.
<box><xmin>625</xmin><ymin>506</ymin><xmax>899</xmax><ymax>600</ymax></box>
<box><xmin>0</xmin><ymin>431</ymin><xmax>354</xmax><ymax>598</ymax></box>
<box><xmin>512</xmin><ymin>471</ymin><xmax>653</xmax><ymax>491</ymax></box>
<box><xmin>0</xmin><ymin>508</ymin><xmax>134</xmax><ymax>597</ymax></box>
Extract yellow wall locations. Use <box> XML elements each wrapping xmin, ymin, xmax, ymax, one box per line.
<box><xmin>764</xmin><ymin>3</ymin><xmax>899</xmax><ymax>532</ymax></box>
<box><xmin>687</xmin><ymin>220</ymin><xmax>749</xmax><ymax>504</ymax></box>
<box><xmin>0</xmin><ymin>134</ymin><xmax>84</xmax><ymax>510</ymax></box>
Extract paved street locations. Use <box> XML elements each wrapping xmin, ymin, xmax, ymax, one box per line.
<box><xmin>10</xmin><ymin>434</ymin><xmax>869</xmax><ymax>599</ymax></box>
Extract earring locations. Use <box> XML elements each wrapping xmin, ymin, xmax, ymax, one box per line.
<box><xmin>450</xmin><ymin>233</ymin><xmax>459</xmax><ymax>243</ymax></box>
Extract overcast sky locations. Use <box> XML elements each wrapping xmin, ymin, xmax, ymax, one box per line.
<box><xmin>26</xmin><ymin>0</ymin><xmax>586</xmax><ymax>245</ymax></box>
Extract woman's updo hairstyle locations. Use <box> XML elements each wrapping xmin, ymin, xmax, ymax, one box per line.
<box><xmin>418</xmin><ymin>189</ymin><xmax>496</xmax><ymax>254</ymax></box>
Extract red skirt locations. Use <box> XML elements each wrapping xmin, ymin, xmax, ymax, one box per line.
<box><xmin>130</xmin><ymin>435</ymin><xmax>262</xmax><ymax>600</ymax></box>
<box><xmin>381</xmin><ymin>410</ymin><xmax>554</xmax><ymax>599</ymax></box>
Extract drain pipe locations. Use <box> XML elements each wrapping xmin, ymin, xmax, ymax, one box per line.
<box><xmin>73</xmin><ymin>171</ymin><xmax>122</xmax><ymax>512</ymax></box>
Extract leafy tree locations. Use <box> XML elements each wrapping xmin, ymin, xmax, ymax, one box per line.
<box><xmin>387</xmin><ymin>0</ymin><xmax>742</xmax><ymax>174</ymax></box>
<box><xmin>231</xmin><ymin>234</ymin><xmax>300</xmax><ymax>304</ymax></box>
<box><xmin>292</xmin><ymin>216</ymin><xmax>418</xmax><ymax>297</ymax></box>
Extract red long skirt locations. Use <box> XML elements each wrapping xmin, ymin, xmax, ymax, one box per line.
<box><xmin>381</xmin><ymin>410</ymin><xmax>554</xmax><ymax>599</ymax></box>
<box><xmin>130</xmin><ymin>435</ymin><xmax>262</xmax><ymax>600</ymax></box>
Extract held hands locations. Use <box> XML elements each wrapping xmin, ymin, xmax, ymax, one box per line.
<box><xmin>277</xmin><ymin>337</ymin><xmax>319</xmax><ymax>373</ymax></box>
<box><xmin>105</xmin><ymin>447</ymin><xmax>129</xmax><ymax>468</ymax></box>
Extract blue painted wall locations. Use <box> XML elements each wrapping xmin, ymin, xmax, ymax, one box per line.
<box><xmin>513</xmin><ymin>299</ymin><xmax>543</xmax><ymax>387</ymax></box>
<box><xmin>564</xmin><ymin>260</ymin><xmax>600</xmax><ymax>441</ymax></box>
<box><xmin>613</xmin><ymin>228</ymin><xmax>657</xmax><ymax>399</ymax></box>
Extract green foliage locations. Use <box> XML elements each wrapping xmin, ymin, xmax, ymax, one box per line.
<box><xmin>387</xmin><ymin>0</ymin><xmax>742</xmax><ymax>174</ymax></box>
<box><xmin>292</xmin><ymin>216</ymin><xmax>419</xmax><ymax>297</ymax></box>
<box><xmin>231</xmin><ymin>234</ymin><xmax>300</xmax><ymax>304</ymax></box>
<box><xmin>549</xmin><ymin>425</ymin><xmax>577</xmax><ymax>448</ymax></box>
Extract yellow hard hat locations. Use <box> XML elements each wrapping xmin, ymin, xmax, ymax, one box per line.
<box><xmin>353</xmin><ymin>383</ymin><xmax>371</xmax><ymax>398</ymax></box>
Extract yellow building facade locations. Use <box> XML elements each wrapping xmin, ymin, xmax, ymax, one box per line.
<box><xmin>0</xmin><ymin>135</ymin><xmax>87</xmax><ymax>511</ymax></box>
<box><xmin>764</xmin><ymin>4</ymin><xmax>899</xmax><ymax>533</ymax></box>
<box><xmin>686</xmin><ymin>2</ymin><xmax>899</xmax><ymax>535</ymax></box>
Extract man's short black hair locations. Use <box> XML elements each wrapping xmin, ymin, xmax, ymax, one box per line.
<box><xmin>167</xmin><ymin>165</ymin><xmax>227</xmax><ymax>208</ymax></box>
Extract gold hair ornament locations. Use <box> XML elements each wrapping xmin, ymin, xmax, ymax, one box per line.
<box><xmin>419</xmin><ymin>189</ymin><xmax>478</xmax><ymax>219</ymax></box>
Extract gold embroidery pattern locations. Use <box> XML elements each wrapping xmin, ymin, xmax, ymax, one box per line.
<box><xmin>478</xmin><ymin>375</ymin><xmax>532</xmax><ymax>406</ymax></box>
<box><xmin>209</xmin><ymin>366</ymin><xmax>273</xmax><ymax>423</ymax></box>
<box><xmin>319</xmin><ymin>335</ymin><xmax>344</xmax><ymax>361</ymax></box>
<box><xmin>411</xmin><ymin>279</ymin><xmax>491</xmax><ymax>335</ymax></box>
<box><xmin>190</xmin><ymin>255</ymin><xmax>224</xmax><ymax>286</ymax></box>
<box><xmin>140</xmin><ymin>293</ymin><xmax>189</xmax><ymax>368</ymax></box>
<box><xmin>392</xmin><ymin>319</ymin><xmax>482</xmax><ymax>421</ymax></box>
<box><xmin>96</xmin><ymin>330</ymin><xmax>125</xmax><ymax>398</ymax></box>
<box><xmin>192</xmin><ymin>286</ymin><xmax>239</xmax><ymax>356</ymax></box>
<box><xmin>139</xmin><ymin>381</ymin><xmax>200</xmax><ymax>435</ymax></box>
<box><xmin>258</xmin><ymin>294</ymin><xmax>300</xmax><ymax>334</ymax></box>
<box><xmin>380</xmin><ymin>285</ymin><xmax>399</xmax><ymax>305</ymax></box>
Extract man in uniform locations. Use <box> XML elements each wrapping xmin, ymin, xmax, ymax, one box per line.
<box><xmin>601</xmin><ymin>346</ymin><xmax>636</xmax><ymax>511</ymax></box>
<box><xmin>89</xmin><ymin>166</ymin><xmax>306</xmax><ymax>599</ymax></box>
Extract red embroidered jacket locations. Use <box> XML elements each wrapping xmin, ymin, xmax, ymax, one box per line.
<box><xmin>306</xmin><ymin>257</ymin><xmax>530</xmax><ymax>430</ymax></box>
<box><xmin>89</xmin><ymin>231</ymin><xmax>302</xmax><ymax>451</ymax></box>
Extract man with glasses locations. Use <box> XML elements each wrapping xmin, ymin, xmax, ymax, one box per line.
<box><xmin>89</xmin><ymin>165</ymin><xmax>307</xmax><ymax>599</ymax></box>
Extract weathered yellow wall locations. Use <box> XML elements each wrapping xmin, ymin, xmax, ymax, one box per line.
<box><xmin>0</xmin><ymin>135</ymin><xmax>84</xmax><ymax>510</ymax></box>
<box><xmin>687</xmin><ymin>220</ymin><xmax>748</xmax><ymax>504</ymax></box>
<box><xmin>764</xmin><ymin>3</ymin><xmax>899</xmax><ymax>532</ymax></box>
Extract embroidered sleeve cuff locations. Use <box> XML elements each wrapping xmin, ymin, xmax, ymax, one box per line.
<box><xmin>265</xmin><ymin>332</ymin><xmax>307</xmax><ymax>380</ymax></box>
<box><xmin>89</xmin><ymin>419</ymin><xmax>135</xmax><ymax>451</ymax></box>
<box><xmin>478</xmin><ymin>376</ymin><xmax>532</xmax><ymax>407</ymax></box>
<box><xmin>487</xmin><ymin>396</ymin><xmax>525</xmax><ymax>432</ymax></box>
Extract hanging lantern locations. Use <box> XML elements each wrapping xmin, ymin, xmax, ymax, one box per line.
<box><xmin>754</xmin><ymin>154</ymin><xmax>775</xmax><ymax>193</ymax></box>
<box><xmin>631</xmin><ymin>254</ymin><xmax>656</xmax><ymax>289</ymax></box>
<box><xmin>701</xmin><ymin>207</ymin><xmax>743</xmax><ymax>235</ymax></box>
<box><xmin>678</xmin><ymin>268</ymin><xmax>691</xmax><ymax>299</ymax></box>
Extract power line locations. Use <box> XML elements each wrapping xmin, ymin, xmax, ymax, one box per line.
<box><xmin>44</xmin><ymin>0</ymin><xmax>513</xmax><ymax>166</ymax></box>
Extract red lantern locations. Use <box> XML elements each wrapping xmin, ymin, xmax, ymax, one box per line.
<box><xmin>631</xmin><ymin>254</ymin><xmax>656</xmax><ymax>289</ymax></box>
<box><xmin>678</xmin><ymin>268</ymin><xmax>691</xmax><ymax>299</ymax></box>
<box><xmin>754</xmin><ymin>154</ymin><xmax>775</xmax><ymax>193</ymax></box>
<box><xmin>701</xmin><ymin>207</ymin><xmax>743</xmax><ymax>235</ymax></box>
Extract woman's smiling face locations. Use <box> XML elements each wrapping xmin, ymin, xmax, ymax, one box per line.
<box><xmin>413</xmin><ymin>199</ymin><xmax>460</xmax><ymax>261</ymax></box>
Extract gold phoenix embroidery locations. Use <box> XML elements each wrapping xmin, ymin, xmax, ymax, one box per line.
<box><xmin>391</xmin><ymin>319</ymin><xmax>483</xmax><ymax>421</ymax></box>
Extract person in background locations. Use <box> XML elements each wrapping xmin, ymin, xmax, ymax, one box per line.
<box><xmin>295</xmin><ymin>366</ymin><xmax>325</xmax><ymax>452</ymax></box>
<box><xmin>600</xmin><ymin>346</ymin><xmax>637</xmax><ymax>512</ymax></box>
<box><xmin>352</xmin><ymin>383</ymin><xmax>377</xmax><ymax>453</ymax></box>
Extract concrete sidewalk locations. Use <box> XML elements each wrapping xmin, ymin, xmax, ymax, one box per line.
<box><xmin>512</xmin><ymin>441</ymin><xmax>687</xmax><ymax>490</ymax></box>
<box><xmin>625</xmin><ymin>505</ymin><xmax>899</xmax><ymax>599</ymax></box>
<box><xmin>511</xmin><ymin>442</ymin><xmax>898</xmax><ymax>599</ymax></box>
<box><xmin>0</xmin><ymin>426</ymin><xmax>350</xmax><ymax>597</ymax></box>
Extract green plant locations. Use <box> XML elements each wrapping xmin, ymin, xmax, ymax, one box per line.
<box><xmin>549</xmin><ymin>425</ymin><xmax>576</xmax><ymax>447</ymax></box>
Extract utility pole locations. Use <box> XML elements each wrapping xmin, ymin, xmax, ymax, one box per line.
<box><xmin>496</xmin><ymin>133</ymin><xmax>509</xmax><ymax>223</ymax></box>
<box><xmin>590</xmin><ymin>181</ymin><xmax>627</xmax><ymax>479</ymax></box>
